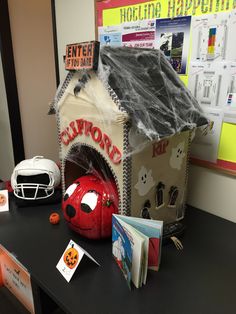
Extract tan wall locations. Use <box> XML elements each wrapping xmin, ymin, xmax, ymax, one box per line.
<box><xmin>187</xmin><ymin>165</ymin><xmax>236</xmax><ymax>223</ymax></box>
<box><xmin>54</xmin><ymin>0</ymin><xmax>95</xmax><ymax>82</ymax></box>
<box><xmin>8</xmin><ymin>0</ymin><xmax>59</xmax><ymax>162</ymax></box>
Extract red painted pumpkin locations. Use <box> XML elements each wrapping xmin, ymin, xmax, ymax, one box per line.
<box><xmin>62</xmin><ymin>174</ymin><xmax>119</xmax><ymax>239</ymax></box>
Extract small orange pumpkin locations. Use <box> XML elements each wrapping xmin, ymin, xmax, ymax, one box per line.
<box><xmin>49</xmin><ymin>212</ymin><xmax>60</xmax><ymax>225</ymax></box>
<box><xmin>63</xmin><ymin>244</ymin><xmax>79</xmax><ymax>269</ymax></box>
<box><xmin>0</xmin><ymin>194</ymin><xmax>6</xmax><ymax>206</ymax></box>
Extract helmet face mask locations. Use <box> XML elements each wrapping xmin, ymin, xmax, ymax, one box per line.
<box><xmin>11</xmin><ymin>156</ymin><xmax>60</xmax><ymax>200</ymax></box>
<box><xmin>13</xmin><ymin>171</ymin><xmax>54</xmax><ymax>200</ymax></box>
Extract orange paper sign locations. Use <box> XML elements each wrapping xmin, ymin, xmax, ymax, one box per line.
<box><xmin>0</xmin><ymin>245</ymin><xmax>35</xmax><ymax>313</ymax></box>
<box><xmin>65</xmin><ymin>41</ymin><xmax>100</xmax><ymax>71</ymax></box>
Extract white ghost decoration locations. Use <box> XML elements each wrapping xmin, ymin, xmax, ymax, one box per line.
<box><xmin>169</xmin><ymin>142</ymin><xmax>186</xmax><ymax>170</ymax></box>
<box><xmin>112</xmin><ymin>237</ymin><xmax>124</xmax><ymax>261</ymax></box>
<box><xmin>135</xmin><ymin>166</ymin><xmax>155</xmax><ymax>196</ymax></box>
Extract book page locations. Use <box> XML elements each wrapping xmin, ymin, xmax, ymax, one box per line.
<box><xmin>112</xmin><ymin>216</ymin><xmax>132</xmax><ymax>289</ymax></box>
<box><xmin>134</xmin><ymin>229</ymin><xmax>149</xmax><ymax>286</ymax></box>
<box><xmin>115</xmin><ymin>216</ymin><xmax>145</xmax><ymax>288</ymax></box>
<box><xmin>116</xmin><ymin>215</ymin><xmax>163</xmax><ymax>271</ymax></box>
<box><xmin>118</xmin><ymin>216</ymin><xmax>163</xmax><ymax>238</ymax></box>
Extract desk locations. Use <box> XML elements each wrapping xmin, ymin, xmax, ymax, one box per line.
<box><xmin>0</xmin><ymin>201</ymin><xmax>235</xmax><ymax>314</ymax></box>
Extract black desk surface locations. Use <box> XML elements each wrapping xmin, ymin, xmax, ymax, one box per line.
<box><xmin>0</xmin><ymin>201</ymin><xmax>235</xmax><ymax>314</ymax></box>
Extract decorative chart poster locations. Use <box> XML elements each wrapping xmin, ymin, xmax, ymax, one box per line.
<box><xmin>224</xmin><ymin>62</ymin><xmax>236</xmax><ymax>124</ymax></box>
<box><xmin>191</xmin><ymin>108</ymin><xmax>224</xmax><ymax>163</ymax></box>
<box><xmin>188</xmin><ymin>10</ymin><xmax>236</xmax><ymax>170</ymax></box>
<box><xmin>191</xmin><ymin>10</ymin><xmax>236</xmax><ymax>62</ymax></box>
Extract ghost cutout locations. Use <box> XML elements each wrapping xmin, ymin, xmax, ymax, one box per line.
<box><xmin>169</xmin><ymin>142</ymin><xmax>186</xmax><ymax>170</ymax></box>
<box><xmin>135</xmin><ymin>166</ymin><xmax>155</xmax><ymax>196</ymax></box>
<box><xmin>112</xmin><ymin>237</ymin><xmax>124</xmax><ymax>261</ymax></box>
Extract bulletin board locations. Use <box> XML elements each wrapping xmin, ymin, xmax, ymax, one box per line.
<box><xmin>95</xmin><ymin>0</ymin><xmax>236</xmax><ymax>176</ymax></box>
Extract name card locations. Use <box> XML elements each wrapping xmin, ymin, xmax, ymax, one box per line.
<box><xmin>56</xmin><ymin>240</ymin><xmax>100</xmax><ymax>282</ymax></box>
<box><xmin>0</xmin><ymin>190</ymin><xmax>9</xmax><ymax>212</ymax></box>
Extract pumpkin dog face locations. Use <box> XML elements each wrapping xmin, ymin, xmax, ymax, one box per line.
<box><xmin>62</xmin><ymin>174</ymin><xmax>119</xmax><ymax>239</ymax></box>
<box><xmin>63</xmin><ymin>244</ymin><xmax>79</xmax><ymax>269</ymax></box>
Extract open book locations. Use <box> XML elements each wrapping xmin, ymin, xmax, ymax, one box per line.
<box><xmin>112</xmin><ymin>214</ymin><xmax>163</xmax><ymax>289</ymax></box>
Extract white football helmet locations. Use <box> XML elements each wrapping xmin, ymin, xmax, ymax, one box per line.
<box><xmin>11</xmin><ymin>156</ymin><xmax>61</xmax><ymax>200</ymax></box>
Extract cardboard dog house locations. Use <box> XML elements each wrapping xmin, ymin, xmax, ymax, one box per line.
<box><xmin>52</xmin><ymin>45</ymin><xmax>207</xmax><ymax>224</ymax></box>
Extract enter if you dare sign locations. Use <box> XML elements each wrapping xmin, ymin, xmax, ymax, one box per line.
<box><xmin>65</xmin><ymin>41</ymin><xmax>100</xmax><ymax>71</ymax></box>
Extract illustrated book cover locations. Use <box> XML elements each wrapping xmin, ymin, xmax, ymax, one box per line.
<box><xmin>112</xmin><ymin>214</ymin><xmax>163</xmax><ymax>289</ymax></box>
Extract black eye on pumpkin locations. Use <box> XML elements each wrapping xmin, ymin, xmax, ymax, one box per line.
<box><xmin>81</xmin><ymin>203</ymin><xmax>93</xmax><ymax>213</ymax></box>
<box><xmin>80</xmin><ymin>192</ymin><xmax>98</xmax><ymax>213</ymax></box>
<box><xmin>64</xmin><ymin>194</ymin><xmax>69</xmax><ymax>201</ymax></box>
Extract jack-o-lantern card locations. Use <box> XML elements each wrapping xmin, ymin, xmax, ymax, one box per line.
<box><xmin>56</xmin><ymin>240</ymin><xmax>100</xmax><ymax>282</ymax></box>
<box><xmin>0</xmin><ymin>190</ymin><xmax>9</xmax><ymax>212</ymax></box>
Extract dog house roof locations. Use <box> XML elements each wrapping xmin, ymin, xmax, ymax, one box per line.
<box><xmin>99</xmin><ymin>46</ymin><xmax>208</xmax><ymax>143</ymax></box>
<box><xmin>52</xmin><ymin>46</ymin><xmax>208</xmax><ymax>153</ymax></box>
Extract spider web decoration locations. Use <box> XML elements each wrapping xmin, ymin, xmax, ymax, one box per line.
<box><xmin>98</xmin><ymin>46</ymin><xmax>208</xmax><ymax>153</ymax></box>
